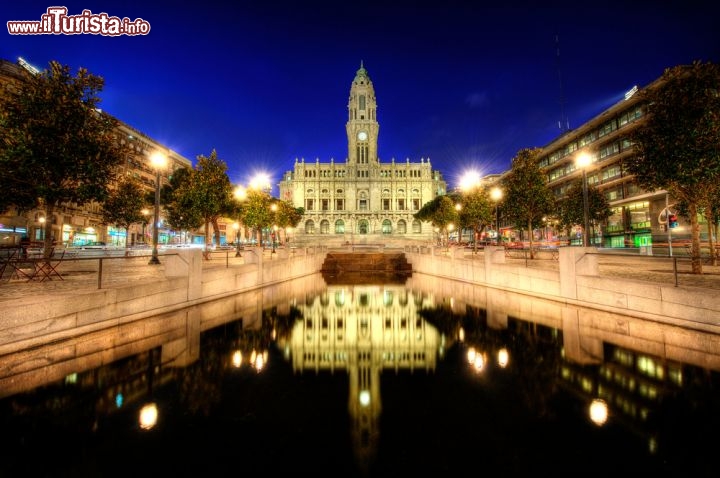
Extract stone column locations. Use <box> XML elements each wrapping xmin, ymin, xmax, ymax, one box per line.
<box><xmin>559</xmin><ymin>247</ymin><xmax>598</xmax><ymax>300</ymax></box>
<box><xmin>165</xmin><ymin>248</ymin><xmax>203</xmax><ymax>301</ymax></box>
<box><xmin>483</xmin><ymin>245</ymin><xmax>505</xmax><ymax>286</ymax></box>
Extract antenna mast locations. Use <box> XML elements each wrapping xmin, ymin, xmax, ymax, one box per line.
<box><xmin>555</xmin><ymin>34</ymin><xmax>569</xmax><ymax>133</ymax></box>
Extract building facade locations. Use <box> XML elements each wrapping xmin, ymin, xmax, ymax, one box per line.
<box><xmin>0</xmin><ymin>58</ymin><xmax>193</xmax><ymax>248</ymax></box>
<box><xmin>278</xmin><ymin>63</ymin><xmax>447</xmax><ymax>246</ymax></box>
<box><xmin>538</xmin><ymin>80</ymin><xmax>693</xmax><ymax>249</ymax></box>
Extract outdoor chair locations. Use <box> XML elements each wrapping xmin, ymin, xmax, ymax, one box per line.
<box><xmin>32</xmin><ymin>248</ymin><xmax>65</xmax><ymax>282</ymax></box>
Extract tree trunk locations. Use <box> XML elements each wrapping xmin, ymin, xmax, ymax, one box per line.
<box><xmin>43</xmin><ymin>204</ymin><xmax>55</xmax><ymax>258</ymax></box>
<box><xmin>212</xmin><ymin>218</ymin><xmax>221</xmax><ymax>245</ymax></box>
<box><xmin>204</xmin><ymin>220</ymin><xmax>211</xmax><ymax>250</ymax></box>
<box><xmin>527</xmin><ymin>218</ymin><xmax>535</xmax><ymax>259</ymax></box>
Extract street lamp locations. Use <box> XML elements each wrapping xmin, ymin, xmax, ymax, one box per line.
<box><xmin>141</xmin><ymin>208</ymin><xmax>150</xmax><ymax>245</ymax></box>
<box><xmin>148</xmin><ymin>152</ymin><xmax>168</xmax><ymax>265</ymax></box>
<box><xmin>490</xmin><ymin>186</ymin><xmax>503</xmax><ymax>246</ymax></box>
<box><xmin>455</xmin><ymin>203</ymin><xmax>462</xmax><ymax>243</ymax></box>
<box><xmin>270</xmin><ymin>203</ymin><xmax>278</xmax><ymax>253</ymax></box>
<box><xmin>233</xmin><ymin>222</ymin><xmax>241</xmax><ymax>256</ymax></box>
<box><xmin>576</xmin><ymin>152</ymin><xmax>592</xmax><ymax>247</ymax></box>
<box><xmin>272</xmin><ymin>225</ymin><xmax>278</xmax><ymax>253</ymax></box>
<box><xmin>234</xmin><ymin>186</ymin><xmax>247</xmax><ymax>257</ymax></box>
<box><xmin>38</xmin><ymin>216</ymin><xmax>46</xmax><ymax>241</ymax></box>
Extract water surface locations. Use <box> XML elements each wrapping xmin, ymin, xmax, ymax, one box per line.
<box><xmin>1</xmin><ymin>273</ymin><xmax>718</xmax><ymax>477</ymax></box>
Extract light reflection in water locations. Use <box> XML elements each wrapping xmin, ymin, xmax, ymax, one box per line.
<box><xmin>0</xmin><ymin>273</ymin><xmax>718</xmax><ymax>476</ymax></box>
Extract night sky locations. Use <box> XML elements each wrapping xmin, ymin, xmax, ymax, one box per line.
<box><xmin>3</xmin><ymin>1</ymin><xmax>719</xmax><ymax>194</ymax></box>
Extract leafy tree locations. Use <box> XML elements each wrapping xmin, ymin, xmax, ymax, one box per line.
<box><xmin>457</xmin><ymin>186</ymin><xmax>495</xmax><ymax>252</ymax></box>
<box><xmin>272</xmin><ymin>200</ymin><xmax>304</xmax><ymax>244</ymax></box>
<box><xmin>163</xmin><ymin>166</ymin><xmax>203</xmax><ymax>244</ymax></box>
<box><xmin>627</xmin><ymin>61</ymin><xmax>720</xmax><ymax>273</ymax></box>
<box><xmin>240</xmin><ymin>188</ymin><xmax>274</xmax><ymax>245</ymax></box>
<box><xmin>557</xmin><ymin>179</ymin><xmax>613</xmax><ymax>244</ymax></box>
<box><xmin>414</xmin><ymin>195</ymin><xmax>460</xmax><ymax>246</ymax></box>
<box><xmin>502</xmin><ymin>148</ymin><xmax>556</xmax><ymax>257</ymax></box>
<box><xmin>0</xmin><ymin>60</ymin><xmax>128</xmax><ymax>256</ymax></box>
<box><xmin>100</xmin><ymin>176</ymin><xmax>146</xmax><ymax>249</ymax></box>
<box><xmin>184</xmin><ymin>150</ymin><xmax>234</xmax><ymax>248</ymax></box>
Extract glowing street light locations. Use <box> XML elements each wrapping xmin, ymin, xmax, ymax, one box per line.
<box><xmin>490</xmin><ymin>186</ymin><xmax>503</xmax><ymax>246</ymax></box>
<box><xmin>38</xmin><ymin>216</ymin><xmax>46</xmax><ymax>241</ymax></box>
<box><xmin>148</xmin><ymin>152</ymin><xmax>168</xmax><ymax>265</ymax></box>
<box><xmin>459</xmin><ymin>170</ymin><xmax>481</xmax><ymax>191</ymax></box>
<box><xmin>576</xmin><ymin>152</ymin><xmax>592</xmax><ymax>248</ymax></box>
<box><xmin>141</xmin><ymin>208</ymin><xmax>150</xmax><ymax>245</ymax></box>
<box><xmin>250</xmin><ymin>173</ymin><xmax>272</xmax><ymax>193</ymax></box>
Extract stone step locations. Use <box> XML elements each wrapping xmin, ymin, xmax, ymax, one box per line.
<box><xmin>320</xmin><ymin>252</ymin><xmax>412</xmax><ymax>273</ymax></box>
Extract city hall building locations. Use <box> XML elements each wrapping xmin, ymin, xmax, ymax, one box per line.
<box><xmin>278</xmin><ymin>63</ymin><xmax>447</xmax><ymax>245</ymax></box>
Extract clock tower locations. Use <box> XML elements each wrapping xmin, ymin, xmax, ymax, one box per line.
<box><xmin>346</xmin><ymin>61</ymin><xmax>379</xmax><ymax>165</ymax></box>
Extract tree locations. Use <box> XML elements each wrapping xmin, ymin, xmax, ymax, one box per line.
<box><xmin>163</xmin><ymin>166</ymin><xmax>203</xmax><ymax>244</ymax></box>
<box><xmin>100</xmin><ymin>176</ymin><xmax>146</xmax><ymax>249</ymax></box>
<box><xmin>627</xmin><ymin>61</ymin><xmax>720</xmax><ymax>274</ymax></box>
<box><xmin>184</xmin><ymin>150</ymin><xmax>234</xmax><ymax>249</ymax></box>
<box><xmin>272</xmin><ymin>200</ymin><xmax>304</xmax><ymax>244</ymax></box>
<box><xmin>0</xmin><ymin>60</ymin><xmax>128</xmax><ymax>256</ymax></box>
<box><xmin>557</xmin><ymin>179</ymin><xmax>613</xmax><ymax>244</ymax></box>
<box><xmin>414</xmin><ymin>195</ymin><xmax>460</xmax><ymax>246</ymax></box>
<box><xmin>457</xmin><ymin>186</ymin><xmax>495</xmax><ymax>253</ymax></box>
<box><xmin>240</xmin><ymin>188</ymin><xmax>274</xmax><ymax>245</ymax></box>
<box><xmin>502</xmin><ymin>148</ymin><xmax>556</xmax><ymax>258</ymax></box>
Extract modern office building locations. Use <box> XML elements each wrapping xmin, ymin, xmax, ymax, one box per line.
<box><xmin>538</xmin><ymin>79</ymin><xmax>690</xmax><ymax>249</ymax></box>
<box><xmin>0</xmin><ymin>58</ymin><xmax>192</xmax><ymax>247</ymax></box>
<box><xmin>278</xmin><ymin>63</ymin><xmax>447</xmax><ymax>245</ymax></box>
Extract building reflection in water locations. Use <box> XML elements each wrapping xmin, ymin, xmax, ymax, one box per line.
<box><xmin>0</xmin><ymin>272</ymin><xmax>719</xmax><ymax>476</ymax></box>
<box><xmin>275</xmin><ymin>282</ymin><xmax>443</xmax><ymax>470</ymax></box>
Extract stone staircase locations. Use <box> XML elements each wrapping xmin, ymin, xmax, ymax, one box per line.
<box><xmin>320</xmin><ymin>252</ymin><xmax>412</xmax><ymax>283</ymax></box>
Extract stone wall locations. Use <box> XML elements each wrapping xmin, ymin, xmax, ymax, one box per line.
<box><xmin>0</xmin><ymin>247</ymin><xmax>326</xmax><ymax>356</ymax></box>
<box><xmin>405</xmin><ymin>245</ymin><xmax>720</xmax><ymax>330</ymax></box>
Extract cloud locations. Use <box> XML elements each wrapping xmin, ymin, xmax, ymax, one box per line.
<box><xmin>465</xmin><ymin>91</ymin><xmax>488</xmax><ymax>108</ymax></box>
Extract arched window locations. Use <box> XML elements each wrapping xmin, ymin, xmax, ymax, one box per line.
<box><xmin>320</xmin><ymin>220</ymin><xmax>330</xmax><ymax>234</ymax></box>
<box><xmin>412</xmin><ymin>220</ymin><xmax>422</xmax><ymax>233</ymax></box>
<box><xmin>358</xmin><ymin>219</ymin><xmax>369</xmax><ymax>234</ymax></box>
<box><xmin>334</xmin><ymin>220</ymin><xmax>345</xmax><ymax>234</ymax></box>
<box><xmin>382</xmin><ymin>219</ymin><xmax>392</xmax><ymax>234</ymax></box>
<box><xmin>397</xmin><ymin>220</ymin><xmax>407</xmax><ymax>234</ymax></box>
<box><xmin>305</xmin><ymin>220</ymin><xmax>315</xmax><ymax>234</ymax></box>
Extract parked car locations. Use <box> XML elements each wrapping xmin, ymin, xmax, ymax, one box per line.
<box><xmin>80</xmin><ymin>241</ymin><xmax>107</xmax><ymax>250</ymax></box>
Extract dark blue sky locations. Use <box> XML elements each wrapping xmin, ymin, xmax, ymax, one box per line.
<box><xmin>3</xmin><ymin>1</ymin><xmax>719</xmax><ymax>193</ymax></box>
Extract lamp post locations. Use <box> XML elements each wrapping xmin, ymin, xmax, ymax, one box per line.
<box><xmin>272</xmin><ymin>225</ymin><xmax>278</xmax><ymax>253</ymax></box>
<box><xmin>148</xmin><ymin>152</ymin><xmax>168</xmax><ymax>265</ymax></box>
<box><xmin>270</xmin><ymin>203</ymin><xmax>278</xmax><ymax>253</ymax></box>
<box><xmin>141</xmin><ymin>208</ymin><xmax>150</xmax><ymax>245</ymax></box>
<box><xmin>38</xmin><ymin>216</ymin><xmax>46</xmax><ymax>241</ymax></box>
<box><xmin>233</xmin><ymin>222</ymin><xmax>241</xmax><ymax>256</ymax></box>
<box><xmin>490</xmin><ymin>187</ymin><xmax>503</xmax><ymax>246</ymax></box>
<box><xmin>576</xmin><ymin>152</ymin><xmax>592</xmax><ymax>248</ymax></box>
<box><xmin>234</xmin><ymin>186</ymin><xmax>247</xmax><ymax>257</ymax></box>
<box><xmin>455</xmin><ymin>203</ymin><xmax>462</xmax><ymax>244</ymax></box>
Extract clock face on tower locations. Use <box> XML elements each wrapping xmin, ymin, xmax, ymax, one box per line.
<box><xmin>357</xmin><ymin>131</ymin><xmax>368</xmax><ymax>141</ymax></box>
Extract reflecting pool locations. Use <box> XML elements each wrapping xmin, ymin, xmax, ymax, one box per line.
<box><xmin>1</xmin><ymin>272</ymin><xmax>719</xmax><ymax>477</ymax></box>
